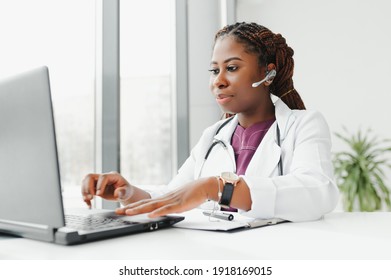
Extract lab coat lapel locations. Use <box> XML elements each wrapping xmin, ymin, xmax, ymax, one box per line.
<box><xmin>200</xmin><ymin>145</ymin><xmax>236</xmax><ymax>177</ymax></box>
<box><xmin>209</xmin><ymin>116</ymin><xmax>238</xmax><ymax>174</ymax></box>
<box><xmin>246</xmin><ymin>99</ymin><xmax>295</xmax><ymax>177</ymax></box>
<box><xmin>246</xmin><ymin>122</ymin><xmax>282</xmax><ymax>177</ymax></box>
<box><xmin>197</xmin><ymin>116</ymin><xmax>238</xmax><ymax>178</ymax></box>
<box><xmin>213</xmin><ymin>115</ymin><xmax>239</xmax><ymax>143</ymax></box>
<box><xmin>274</xmin><ymin>98</ymin><xmax>296</xmax><ymax>141</ymax></box>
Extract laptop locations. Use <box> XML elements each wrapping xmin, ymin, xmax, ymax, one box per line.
<box><xmin>0</xmin><ymin>66</ymin><xmax>184</xmax><ymax>245</ymax></box>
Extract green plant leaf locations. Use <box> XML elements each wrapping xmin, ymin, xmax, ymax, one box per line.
<box><xmin>333</xmin><ymin>128</ymin><xmax>391</xmax><ymax>212</ymax></box>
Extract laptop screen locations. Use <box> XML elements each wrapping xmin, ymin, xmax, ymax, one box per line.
<box><xmin>0</xmin><ymin>66</ymin><xmax>65</xmax><ymax>229</ymax></box>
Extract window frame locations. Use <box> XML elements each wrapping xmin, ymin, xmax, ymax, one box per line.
<box><xmin>96</xmin><ymin>0</ymin><xmax>190</xmax><ymax>209</ymax></box>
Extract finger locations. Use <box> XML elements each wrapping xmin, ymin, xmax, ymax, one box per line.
<box><xmin>114</xmin><ymin>198</ymin><xmax>151</xmax><ymax>215</ymax></box>
<box><xmin>120</xmin><ymin>198</ymin><xmax>152</xmax><ymax>209</ymax></box>
<box><xmin>83</xmin><ymin>196</ymin><xmax>92</xmax><ymax>209</ymax></box>
<box><xmin>96</xmin><ymin>172</ymin><xmax>124</xmax><ymax>196</ymax></box>
<box><xmin>81</xmin><ymin>174</ymin><xmax>99</xmax><ymax>205</ymax></box>
<box><xmin>124</xmin><ymin>199</ymin><xmax>166</xmax><ymax>216</ymax></box>
<box><xmin>115</xmin><ymin>207</ymin><xmax>126</xmax><ymax>215</ymax></box>
<box><xmin>87</xmin><ymin>174</ymin><xmax>99</xmax><ymax>197</ymax></box>
<box><xmin>95</xmin><ymin>173</ymin><xmax>118</xmax><ymax>196</ymax></box>
<box><xmin>120</xmin><ymin>190</ymin><xmax>177</xmax><ymax>209</ymax></box>
<box><xmin>81</xmin><ymin>173</ymin><xmax>97</xmax><ymax>196</ymax></box>
<box><xmin>95</xmin><ymin>174</ymin><xmax>110</xmax><ymax>196</ymax></box>
<box><xmin>148</xmin><ymin>203</ymin><xmax>181</xmax><ymax>218</ymax></box>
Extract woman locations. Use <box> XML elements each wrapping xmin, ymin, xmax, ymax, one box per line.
<box><xmin>82</xmin><ymin>22</ymin><xmax>339</xmax><ymax>222</ymax></box>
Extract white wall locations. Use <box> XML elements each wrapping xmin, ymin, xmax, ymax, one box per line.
<box><xmin>236</xmin><ymin>0</ymin><xmax>391</xmax><ymax>153</ymax></box>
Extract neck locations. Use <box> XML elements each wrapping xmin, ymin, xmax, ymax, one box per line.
<box><xmin>237</xmin><ymin>101</ymin><xmax>275</xmax><ymax>129</ymax></box>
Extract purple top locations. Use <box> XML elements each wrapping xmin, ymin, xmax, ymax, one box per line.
<box><xmin>231</xmin><ymin>118</ymin><xmax>275</xmax><ymax>176</ymax></box>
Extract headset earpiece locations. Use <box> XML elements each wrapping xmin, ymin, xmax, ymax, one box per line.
<box><xmin>251</xmin><ymin>69</ymin><xmax>277</xmax><ymax>88</ymax></box>
<box><xmin>265</xmin><ymin>69</ymin><xmax>276</xmax><ymax>82</ymax></box>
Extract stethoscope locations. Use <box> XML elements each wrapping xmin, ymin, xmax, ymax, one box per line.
<box><xmin>199</xmin><ymin>116</ymin><xmax>284</xmax><ymax>178</ymax></box>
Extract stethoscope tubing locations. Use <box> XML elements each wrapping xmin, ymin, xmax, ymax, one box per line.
<box><xmin>202</xmin><ymin>117</ymin><xmax>283</xmax><ymax>176</ymax></box>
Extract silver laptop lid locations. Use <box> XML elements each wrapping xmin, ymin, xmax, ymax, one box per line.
<box><xmin>0</xmin><ymin>66</ymin><xmax>65</xmax><ymax>229</ymax></box>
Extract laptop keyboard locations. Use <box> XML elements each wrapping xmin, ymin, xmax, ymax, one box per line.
<box><xmin>65</xmin><ymin>214</ymin><xmax>138</xmax><ymax>231</ymax></box>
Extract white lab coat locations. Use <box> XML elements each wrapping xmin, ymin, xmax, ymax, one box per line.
<box><xmin>154</xmin><ymin>99</ymin><xmax>339</xmax><ymax>222</ymax></box>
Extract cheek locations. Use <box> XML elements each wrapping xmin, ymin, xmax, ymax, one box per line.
<box><xmin>235</xmin><ymin>79</ymin><xmax>257</xmax><ymax>95</ymax></box>
<box><xmin>233</xmin><ymin>74</ymin><xmax>256</xmax><ymax>89</ymax></box>
<box><xmin>236</xmin><ymin>84</ymin><xmax>264</xmax><ymax>103</ymax></box>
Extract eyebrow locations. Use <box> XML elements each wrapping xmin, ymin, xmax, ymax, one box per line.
<box><xmin>210</xmin><ymin>57</ymin><xmax>243</xmax><ymax>65</ymax></box>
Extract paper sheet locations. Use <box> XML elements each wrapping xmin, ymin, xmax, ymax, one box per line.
<box><xmin>172</xmin><ymin>209</ymin><xmax>252</xmax><ymax>231</ymax></box>
<box><xmin>172</xmin><ymin>209</ymin><xmax>287</xmax><ymax>231</ymax></box>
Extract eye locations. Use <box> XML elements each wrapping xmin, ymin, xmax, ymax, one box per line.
<box><xmin>208</xmin><ymin>68</ymin><xmax>219</xmax><ymax>75</ymax></box>
<box><xmin>227</xmin><ymin>65</ymin><xmax>238</xmax><ymax>72</ymax></box>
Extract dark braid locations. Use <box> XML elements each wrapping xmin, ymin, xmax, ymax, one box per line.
<box><xmin>215</xmin><ymin>22</ymin><xmax>305</xmax><ymax>110</ymax></box>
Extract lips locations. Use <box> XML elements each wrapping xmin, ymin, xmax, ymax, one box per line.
<box><xmin>216</xmin><ymin>93</ymin><xmax>234</xmax><ymax>105</ymax></box>
<box><xmin>216</xmin><ymin>94</ymin><xmax>234</xmax><ymax>99</ymax></box>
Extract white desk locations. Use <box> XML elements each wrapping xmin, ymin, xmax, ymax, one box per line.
<box><xmin>1</xmin><ymin>212</ymin><xmax>391</xmax><ymax>260</ymax></box>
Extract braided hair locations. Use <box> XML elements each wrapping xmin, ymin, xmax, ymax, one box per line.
<box><xmin>214</xmin><ymin>22</ymin><xmax>305</xmax><ymax>110</ymax></box>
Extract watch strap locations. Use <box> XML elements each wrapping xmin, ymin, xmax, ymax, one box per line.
<box><xmin>219</xmin><ymin>182</ymin><xmax>235</xmax><ymax>207</ymax></box>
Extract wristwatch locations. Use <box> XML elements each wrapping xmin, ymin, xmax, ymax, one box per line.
<box><xmin>219</xmin><ymin>172</ymin><xmax>240</xmax><ymax>207</ymax></box>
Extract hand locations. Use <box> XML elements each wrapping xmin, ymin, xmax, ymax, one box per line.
<box><xmin>81</xmin><ymin>172</ymin><xmax>134</xmax><ymax>208</ymax></box>
<box><xmin>116</xmin><ymin>177</ymin><xmax>215</xmax><ymax>218</ymax></box>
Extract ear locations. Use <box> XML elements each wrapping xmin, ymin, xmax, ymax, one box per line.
<box><xmin>264</xmin><ymin>63</ymin><xmax>276</xmax><ymax>86</ymax></box>
<box><xmin>266</xmin><ymin>63</ymin><xmax>276</xmax><ymax>72</ymax></box>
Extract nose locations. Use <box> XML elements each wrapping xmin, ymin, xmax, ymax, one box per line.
<box><xmin>211</xmin><ymin>72</ymin><xmax>228</xmax><ymax>89</ymax></box>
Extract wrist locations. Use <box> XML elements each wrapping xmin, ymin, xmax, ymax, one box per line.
<box><xmin>219</xmin><ymin>172</ymin><xmax>240</xmax><ymax>208</ymax></box>
<box><xmin>204</xmin><ymin>176</ymin><xmax>223</xmax><ymax>202</ymax></box>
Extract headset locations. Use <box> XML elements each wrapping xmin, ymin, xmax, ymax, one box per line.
<box><xmin>252</xmin><ymin>69</ymin><xmax>277</xmax><ymax>88</ymax></box>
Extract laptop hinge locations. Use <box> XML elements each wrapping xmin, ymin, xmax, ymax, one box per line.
<box><xmin>0</xmin><ymin>219</ymin><xmax>56</xmax><ymax>242</ymax></box>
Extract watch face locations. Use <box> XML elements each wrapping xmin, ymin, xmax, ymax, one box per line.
<box><xmin>221</xmin><ymin>172</ymin><xmax>239</xmax><ymax>182</ymax></box>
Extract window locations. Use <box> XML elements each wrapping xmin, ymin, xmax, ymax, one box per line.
<box><xmin>120</xmin><ymin>0</ymin><xmax>174</xmax><ymax>185</ymax></box>
<box><xmin>0</xmin><ymin>0</ymin><xmax>96</xmax><ymax>208</ymax></box>
<box><xmin>0</xmin><ymin>0</ymin><xmax>180</xmax><ymax>208</ymax></box>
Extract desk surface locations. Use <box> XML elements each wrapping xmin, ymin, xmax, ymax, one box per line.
<box><xmin>1</xmin><ymin>212</ymin><xmax>391</xmax><ymax>260</ymax></box>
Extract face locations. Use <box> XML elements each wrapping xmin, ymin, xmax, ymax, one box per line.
<box><xmin>209</xmin><ymin>36</ymin><xmax>269</xmax><ymax>115</ymax></box>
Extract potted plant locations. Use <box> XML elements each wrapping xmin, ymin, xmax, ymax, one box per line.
<box><xmin>333</xmin><ymin>127</ymin><xmax>391</xmax><ymax>211</ymax></box>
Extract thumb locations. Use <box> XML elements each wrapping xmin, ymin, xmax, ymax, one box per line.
<box><xmin>114</xmin><ymin>186</ymin><xmax>132</xmax><ymax>201</ymax></box>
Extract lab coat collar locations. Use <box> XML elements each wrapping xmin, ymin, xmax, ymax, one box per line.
<box><xmin>273</xmin><ymin>98</ymin><xmax>296</xmax><ymax>141</ymax></box>
<box><xmin>213</xmin><ymin>115</ymin><xmax>239</xmax><ymax>143</ymax></box>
